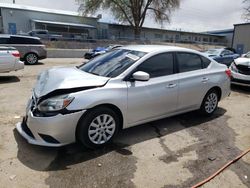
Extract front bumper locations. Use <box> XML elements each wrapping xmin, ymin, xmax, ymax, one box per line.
<box><xmin>16</xmin><ymin>109</ymin><xmax>86</xmax><ymax>147</ymax></box>
<box><xmin>231</xmin><ymin>71</ymin><xmax>250</xmax><ymax>87</ymax></box>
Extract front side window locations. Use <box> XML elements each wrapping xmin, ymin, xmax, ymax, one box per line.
<box><xmin>136</xmin><ymin>53</ymin><xmax>174</xmax><ymax>78</ymax></box>
<box><xmin>177</xmin><ymin>53</ymin><xmax>202</xmax><ymax>73</ymax></box>
<box><xmin>79</xmin><ymin>49</ymin><xmax>146</xmax><ymax>78</ymax></box>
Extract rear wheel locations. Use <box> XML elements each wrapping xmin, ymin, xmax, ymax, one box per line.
<box><xmin>25</xmin><ymin>53</ymin><xmax>38</xmax><ymax>65</ymax></box>
<box><xmin>76</xmin><ymin>107</ymin><xmax>120</xmax><ymax>149</ymax></box>
<box><xmin>200</xmin><ymin>89</ymin><xmax>219</xmax><ymax>116</ymax></box>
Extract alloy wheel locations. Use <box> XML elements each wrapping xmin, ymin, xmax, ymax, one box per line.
<box><xmin>204</xmin><ymin>93</ymin><xmax>218</xmax><ymax>113</ymax></box>
<box><xmin>88</xmin><ymin>114</ymin><xmax>116</xmax><ymax>144</ymax></box>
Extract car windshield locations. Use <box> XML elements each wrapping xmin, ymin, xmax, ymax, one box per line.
<box><xmin>78</xmin><ymin>49</ymin><xmax>147</xmax><ymax>78</ymax></box>
<box><xmin>205</xmin><ymin>49</ymin><xmax>221</xmax><ymax>56</ymax></box>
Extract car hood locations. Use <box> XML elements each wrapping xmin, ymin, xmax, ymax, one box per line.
<box><xmin>234</xmin><ymin>58</ymin><xmax>250</xmax><ymax>66</ymax></box>
<box><xmin>34</xmin><ymin>67</ymin><xmax>110</xmax><ymax>98</ymax></box>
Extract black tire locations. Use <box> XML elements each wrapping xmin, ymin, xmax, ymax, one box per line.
<box><xmin>76</xmin><ymin>107</ymin><xmax>120</xmax><ymax>149</ymax></box>
<box><xmin>199</xmin><ymin>89</ymin><xmax>219</xmax><ymax>116</ymax></box>
<box><xmin>24</xmin><ymin>53</ymin><xmax>38</xmax><ymax>65</ymax></box>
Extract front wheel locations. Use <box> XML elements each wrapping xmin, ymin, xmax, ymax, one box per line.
<box><xmin>200</xmin><ymin>89</ymin><xmax>219</xmax><ymax>116</ymax></box>
<box><xmin>76</xmin><ymin>107</ymin><xmax>120</xmax><ymax>149</ymax></box>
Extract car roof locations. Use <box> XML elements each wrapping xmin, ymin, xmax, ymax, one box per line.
<box><xmin>119</xmin><ymin>45</ymin><xmax>199</xmax><ymax>53</ymax></box>
<box><xmin>0</xmin><ymin>34</ymin><xmax>40</xmax><ymax>40</ymax></box>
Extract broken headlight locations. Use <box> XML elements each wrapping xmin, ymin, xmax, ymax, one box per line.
<box><xmin>38</xmin><ymin>94</ymin><xmax>74</xmax><ymax>112</ymax></box>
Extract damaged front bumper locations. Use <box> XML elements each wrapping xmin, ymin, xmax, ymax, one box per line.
<box><xmin>16</xmin><ymin>109</ymin><xmax>86</xmax><ymax>147</ymax></box>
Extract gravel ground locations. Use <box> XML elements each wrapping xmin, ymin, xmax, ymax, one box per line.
<box><xmin>0</xmin><ymin>58</ymin><xmax>249</xmax><ymax>188</ymax></box>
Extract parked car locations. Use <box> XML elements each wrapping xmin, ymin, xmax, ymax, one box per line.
<box><xmin>230</xmin><ymin>51</ymin><xmax>250</xmax><ymax>87</ymax></box>
<box><xmin>27</xmin><ymin>30</ymin><xmax>62</xmax><ymax>41</ymax></box>
<box><xmin>16</xmin><ymin>45</ymin><xmax>231</xmax><ymax>148</ymax></box>
<box><xmin>204</xmin><ymin>48</ymin><xmax>240</xmax><ymax>67</ymax></box>
<box><xmin>84</xmin><ymin>45</ymin><xmax>123</xmax><ymax>59</ymax></box>
<box><xmin>0</xmin><ymin>35</ymin><xmax>47</xmax><ymax>65</ymax></box>
<box><xmin>0</xmin><ymin>46</ymin><xmax>24</xmax><ymax>73</ymax></box>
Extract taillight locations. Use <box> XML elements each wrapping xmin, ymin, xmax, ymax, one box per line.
<box><xmin>12</xmin><ymin>52</ymin><xmax>20</xmax><ymax>58</ymax></box>
<box><xmin>225</xmin><ymin>69</ymin><xmax>231</xmax><ymax>78</ymax></box>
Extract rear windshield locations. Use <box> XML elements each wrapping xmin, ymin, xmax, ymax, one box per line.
<box><xmin>78</xmin><ymin>49</ymin><xmax>147</xmax><ymax>78</ymax></box>
<box><xmin>10</xmin><ymin>36</ymin><xmax>42</xmax><ymax>44</ymax></box>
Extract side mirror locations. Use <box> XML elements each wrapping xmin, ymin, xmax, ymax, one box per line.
<box><xmin>132</xmin><ymin>71</ymin><xmax>150</xmax><ymax>81</ymax></box>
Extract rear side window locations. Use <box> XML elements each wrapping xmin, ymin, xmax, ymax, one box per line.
<box><xmin>137</xmin><ymin>53</ymin><xmax>174</xmax><ymax>78</ymax></box>
<box><xmin>177</xmin><ymin>53</ymin><xmax>202</xmax><ymax>73</ymax></box>
<box><xmin>201</xmin><ymin>56</ymin><xmax>211</xmax><ymax>68</ymax></box>
<box><xmin>10</xmin><ymin>36</ymin><xmax>42</xmax><ymax>44</ymax></box>
<box><xmin>0</xmin><ymin>37</ymin><xmax>10</xmax><ymax>44</ymax></box>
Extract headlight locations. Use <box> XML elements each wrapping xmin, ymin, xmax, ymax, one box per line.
<box><xmin>230</xmin><ymin>62</ymin><xmax>238</xmax><ymax>73</ymax></box>
<box><xmin>38</xmin><ymin>94</ymin><xmax>74</xmax><ymax>112</ymax></box>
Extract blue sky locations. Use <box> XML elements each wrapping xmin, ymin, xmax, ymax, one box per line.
<box><xmin>2</xmin><ymin>0</ymin><xmax>246</xmax><ymax>31</ymax></box>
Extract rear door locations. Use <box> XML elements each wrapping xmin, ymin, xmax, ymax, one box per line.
<box><xmin>176</xmin><ymin>52</ymin><xmax>208</xmax><ymax>111</ymax></box>
<box><xmin>127</xmin><ymin>52</ymin><xmax>178</xmax><ymax>125</ymax></box>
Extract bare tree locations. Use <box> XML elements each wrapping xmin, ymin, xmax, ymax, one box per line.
<box><xmin>243</xmin><ymin>0</ymin><xmax>250</xmax><ymax>21</ymax></box>
<box><xmin>76</xmin><ymin>0</ymin><xmax>180</xmax><ymax>39</ymax></box>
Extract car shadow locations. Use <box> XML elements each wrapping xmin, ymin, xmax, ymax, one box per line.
<box><xmin>14</xmin><ymin>108</ymin><xmax>227</xmax><ymax>171</ymax></box>
<box><xmin>0</xmin><ymin>75</ymin><xmax>20</xmax><ymax>84</ymax></box>
<box><xmin>24</xmin><ymin>62</ymin><xmax>44</xmax><ymax>66</ymax></box>
<box><xmin>231</xmin><ymin>84</ymin><xmax>250</xmax><ymax>94</ymax></box>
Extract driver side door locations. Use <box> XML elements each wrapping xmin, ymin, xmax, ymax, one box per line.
<box><xmin>126</xmin><ymin>52</ymin><xmax>178</xmax><ymax>126</ymax></box>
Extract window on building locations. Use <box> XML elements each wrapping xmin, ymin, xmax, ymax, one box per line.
<box><xmin>155</xmin><ymin>34</ymin><xmax>163</xmax><ymax>39</ymax></box>
<box><xmin>177</xmin><ymin>53</ymin><xmax>203</xmax><ymax>73</ymax></box>
<box><xmin>137</xmin><ymin>53</ymin><xmax>174</xmax><ymax>78</ymax></box>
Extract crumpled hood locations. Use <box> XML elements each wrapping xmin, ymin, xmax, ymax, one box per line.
<box><xmin>34</xmin><ymin>67</ymin><xmax>110</xmax><ymax>98</ymax></box>
<box><xmin>234</xmin><ymin>57</ymin><xmax>250</xmax><ymax>66</ymax></box>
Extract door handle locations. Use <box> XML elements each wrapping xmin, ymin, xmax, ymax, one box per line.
<box><xmin>202</xmin><ymin>77</ymin><xmax>209</xmax><ymax>83</ymax></box>
<box><xmin>166</xmin><ymin>83</ymin><xmax>177</xmax><ymax>88</ymax></box>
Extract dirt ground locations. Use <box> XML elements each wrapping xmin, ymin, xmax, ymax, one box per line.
<box><xmin>0</xmin><ymin>58</ymin><xmax>249</xmax><ymax>188</ymax></box>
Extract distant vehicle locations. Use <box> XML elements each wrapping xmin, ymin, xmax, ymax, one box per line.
<box><xmin>0</xmin><ymin>46</ymin><xmax>24</xmax><ymax>73</ymax></box>
<box><xmin>0</xmin><ymin>35</ymin><xmax>47</xmax><ymax>65</ymax></box>
<box><xmin>84</xmin><ymin>45</ymin><xmax>123</xmax><ymax>59</ymax></box>
<box><xmin>27</xmin><ymin>30</ymin><xmax>62</xmax><ymax>41</ymax></box>
<box><xmin>16</xmin><ymin>45</ymin><xmax>230</xmax><ymax>148</ymax></box>
<box><xmin>204</xmin><ymin>48</ymin><xmax>240</xmax><ymax>67</ymax></box>
<box><xmin>230</xmin><ymin>51</ymin><xmax>250</xmax><ymax>87</ymax></box>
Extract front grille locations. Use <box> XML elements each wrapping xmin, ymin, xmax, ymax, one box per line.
<box><xmin>236</xmin><ymin>64</ymin><xmax>250</xmax><ymax>75</ymax></box>
<box><xmin>21</xmin><ymin>117</ymin><xmax>35</xmax><ymax>138</ymax></box>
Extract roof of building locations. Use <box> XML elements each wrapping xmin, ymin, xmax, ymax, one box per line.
<box><xmin>32</xmin><ymin>19</ymin><xmax>96</xmax><ymax>29</ymax></box>
<box><xmin>234</xmin><ymin>22</ymin><xmax>250</xmax><ymax>26</ymax></box>
<box><xmin>0</xmin><ymin>3</ymin><xmax>97</xmax><ymax>19</ymax></box>
<box><xmin>106</xmin><ymin>23</ymin><xmax>224</xmax><ymax>37</ymax></box>
<box><xmin>204</xmin><ymin>29</ymin><xmax>234</xmax><ymax>35</ymax></box>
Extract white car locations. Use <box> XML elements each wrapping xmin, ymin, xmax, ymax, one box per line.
<box><xmin>16</xmin><ymin>45</ymin><xmax>231</xmax><ymax>148</ymax></box>
<box><xmin>230</xmin><ymin>51</ymin><xmax>250</xmax><ymax>87</ymax></box>
<box><xmin>0</xmin><ymin>46</ymin><xmax>24</xmax><ymax>73</ymax></box>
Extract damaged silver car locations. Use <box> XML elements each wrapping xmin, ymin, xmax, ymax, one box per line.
<box><xmin>16</xmin><ymin>45</ymin><xmax>231</xmax><ymax>148</ymax></box>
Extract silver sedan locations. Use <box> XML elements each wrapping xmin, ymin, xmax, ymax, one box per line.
<box><xmin>16</xmin><ymin>45</ymin><xmax>231</xmax><ymax>148</ymax></box>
